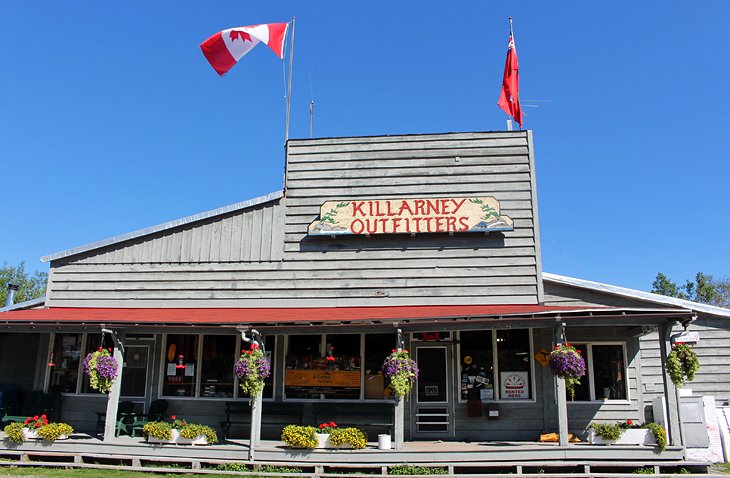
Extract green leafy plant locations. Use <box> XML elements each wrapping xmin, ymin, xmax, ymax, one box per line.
<box><xmin>214</xmin><ymin>462</ymin><xmax>251</xmax><ymax>472</ymax></box>
<box><xmin>642</xmin><ymin>422</ymin><xmax>667</xmax><ymax>451</ymax></box>
<box><xmin>329</xmin><ymin>427</ymin><xmax>367</xmax><ymax>449</ymax></box>
<box><xmin>36</xmin><ymin>423</ymin><xmax>73</xmax><ymax>441</ymax></box>
<box><xmin>143</xmin><ymin>417</ymin><xmax>217</xmax><ymax>444</ymax></box>
<box><xmin>178</xmin><ymin>424</ymin><xmax>218</xmax><ymax>444</ymax></box>
<box><xmin>389</xmin><ymin>464</ymin><xmax>448</xmax><ymax>475</ymax></box>
<box><xmin>589</xmin><ymin>422</ymin><xmax>623</xmax><ymax>441</ymax></box>
<box><xmin>258</xmin><ymin>465</ymin><xmax>304</xmax><ymax>474</ymax></box>
<box><xmin>633</xmin><ymin>467</ymin><xmax>654</xmax><ymax>474</ymax></box>
<box><xmin>3</xmin><ymin>422</ymin><xmax>24</xmax><ymax>443</ymax></box>
<box><xmin>666</xmin><ymin>343</ymin><xmax>700</xmax><ymax>387</ymax></box>
<box><xmin>281</xmin><ymin>424</ymin><xmax>318</xmax><ymax>449</ymax></box>
<box><xmin>142</xmin><ymin>421</ymin><xmax>172</xmax><ymax>440</ymax></box>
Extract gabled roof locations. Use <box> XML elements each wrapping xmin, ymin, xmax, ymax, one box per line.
<box><xmin>543</xmin><ymin>272</ymin><xmax>730</xmax><ymax>318</ymax></box>
<box><xmin>0</xmin><ymin>296</ymin><xmax>46</xmax><ymax>312</ymax></box>
<box><xmin>41</xmin><ymin>191</ymin><xmax>284</xmax><ymax>263</ymax></box>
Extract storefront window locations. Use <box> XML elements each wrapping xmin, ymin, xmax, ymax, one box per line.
<box><xmin>592</xmin><ymin>344</ymin><xmax>626</xmax><ymax>400</ymax></box>
<box><xmin>284</xmin><ymin>333</ymin><xmax>365</xmax><ymax>400</ymax></box>
<box><xmin>49</xmin><ymin>333</ymin><xmax>82</xmax><ymax>393</ymax></box>
<box><xmin>263</xmin><ymin>336</ymin><xmax>276</xmax><ymax>399</ymax></box>
<box><xmin>162</xmin><ymin>335</ymin><xmax>199</xmax><ymax>397</ymax></box>
<box><xmin>364</xmin><ymin>333</ymin><xmax>395</xmax><ymax>400</ymax></box>
<box><xmin>459</xmin><ymin>331</ymin><xmax>494</xmax><ymax>401</ymax></box>
<box><xmin>201</xmin><ymin>335</ymin><xmax>236</xmax><ymax>398</ymax></box>
<box><xmin>121</xmin><ymin>345</ymin><xmax>149</xmax><ymax>397</ymax></box>
<box><xmin>566</xmin><ymin>343</ymin><xmax>626</xmax><ymax>401</ymax></box>
<box><xmin>285</xmin><ymin>335</ymin><xmax>322</xmax><ymax>399</ymax></box>
<box><xmin>497</xmin><ymin>329</ymin><xmax>532</xmax><ymax>400</ymax></box>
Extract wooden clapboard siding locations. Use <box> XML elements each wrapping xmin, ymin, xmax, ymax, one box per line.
<box><xmin>543</xmin><ymin>282</ymin><xmax>655</xmax><ymax>309</ymax></box>
<box><xmin>640</xmin><ymin>317</ymin><xmax>730</xmax><ymax>413</ymax></box>
<box><xmin>62</xmin><ymin>201</ymin><xmax>283</xmax><ymax>266</ymax></box>
<box><xmin>283</xmin><ymin>131</ymin><xmax>540</xmax><ymax>307</ymax></box>
<box><xmin>47</xmin><ymin>132</ymin><xmax>542</xmax><ymax>307</ymax></box>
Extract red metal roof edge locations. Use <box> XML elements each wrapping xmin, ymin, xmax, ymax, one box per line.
<box><xmin>0</xmin><ymin>305</ymin><xmax>591</xmax><ymax>325</ymax></box>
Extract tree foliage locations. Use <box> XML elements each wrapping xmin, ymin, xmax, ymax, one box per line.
<box><xmin>651</xmin><ymin>272</ymin><xmax>730</xmax><ymax>308</ymax></box>
<box><xmin>0</xmin><ymin>262</ymin><xmax>48</xmax><ymax>306</ymax></box>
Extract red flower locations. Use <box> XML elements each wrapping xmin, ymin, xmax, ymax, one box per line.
<box><xmin>319</xmin><ymin>423</ymin><xmax>326</xmax><ymax>429</ymax></box>
<box><xmin>181</xmin><ymin>421</ymin><xmax>186</xmax><ymax>426</ymax></box>
<box><xmin>35</xmin><ymin>422</ymin><xmax>42</xmax><ymax>428</ymax></box>
<box><xmin>627</xmin><ymin>419</ymin><xmax>633</xmax><ymax>425</ymax></box>
<box><xmin>241</xmin><ymin>349</ymin><xmax>245</xmax><ymax>353</ymax></box>
<box><xmin>403</xmin><ymin>349</ymin><xmax>408</xmax><ymax>353</ymax></box>
<box><xmin>247</xmin><ymin>350</ymin><xmax>252</xmax><ymax>355</ymax></box>
<box><xmin>43</xmin><ymin>420</ymin><xmax>48</xmax><ymax>425</ymax></box>
<box><xmin>24</xmin><ymin>419</ymin><xmax>30</xmax><ymax>424</ymax></box>
<box><xmin>171</xmin><ymin>415</ymin><xmax>176</xmax><ymax>420</ymax></box>
<box><xmin>250</xmin><ymin>343</ymin><xmax>259</xmax><ymax>350</ymax></box>
<box><xmin>33</xmin><ymin>415</ymin><xmax>39</xmax><ymax>420</ymax></box>
<box><xmin>108</xmin><ymin>348</ymin><xmax>112</xmax><ymax>352</ymax></box>
<box><xmin>576</xmin><ymin>349</ymin><xmax>582</xmax><ymax>354</ymax></box>
<box><xmin>41</xmin><ymin>414</ymin><xmax>46</xmax><ymax>418</ymax></box>
<box><xmin>392</xmin><ymin>349</ymin><xmax>396</xmax><ymax>353</ymax></box>
<box><xmin>329</xmin><ymin>421</ymin><xmax>336</xmax><ymax>428</ymax></box>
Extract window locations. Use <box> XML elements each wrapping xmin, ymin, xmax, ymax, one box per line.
<box><xmin>162</xmin><ymin>335</ymin><xmax>199</xmax><ymax>397</ymax></box>
<box><xmin>568</xmin><ymin>343</ymin><xmax>627</xmax><ymax>401</ymax></box>
<box><xmin>201</xmin><ymin>335</ymin><xmax>236</xmax><ymax>398</ymax></box>
<box><xmin>459</xmin><ymin>331</ymin><xmax>494</xmax><ymax>400</ymax></box>
<box><xmin>49</xmin><ymin>333</ymin><xmax>82</xmax><ymax>393</ymax></box>
<box><xmin>458</xmin><ymin>329</ymin><xmax>534</xmax><ymax>401</ymax></box>
<box><xmin>284</xmin><ymin>333</ymin><xmax>395</xmax><ymax>400</ymax></box>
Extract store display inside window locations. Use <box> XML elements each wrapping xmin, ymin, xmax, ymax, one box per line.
<box><xmin>162</xmin><ymin>335</ymin><xmax>199</xmax><ymax>397</ymax></box>
<box><xmin>49</xmin><ymin>333</ymin><xmax>82</xmax><ymax>393</ymax></box>
<box><xmin>364</xmin><ymin>333</ymin><xmax>395</xmax><ymax>399</ymax></box>
<box><xmin>593</xmin><ymin>345</ymin><xmax>626</xmax><ymax>400</ymax></box>
<box><xmin>497</xmin><ymin>329</ymin><xmax>531</xmax><ymax>400</ymax></box>
<box><xmin>201</xmin><ymin>335</ymin><xmax>236</xmax><ymax>398</ymax></box>
<box><xmin>460</xmin><ymin>331</ymin><xmax>494</xmax><ymax>400</ymax></box>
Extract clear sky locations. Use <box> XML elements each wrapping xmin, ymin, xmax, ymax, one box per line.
<box><xmin>1</xmin><ymin>1</ymin><xmax>728</xmax><ymax>292</ymax></box>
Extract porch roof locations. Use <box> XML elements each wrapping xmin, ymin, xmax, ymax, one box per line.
<box><xmin>0</xmin><ymin>304</ymin><xmax>694</xmax><ymax>327</ymax></box>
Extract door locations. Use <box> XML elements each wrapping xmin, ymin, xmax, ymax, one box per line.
<box><xmin>413</xmin><ymin>345</ymin><xmax>453</xmax><ymax>438</ymax></box>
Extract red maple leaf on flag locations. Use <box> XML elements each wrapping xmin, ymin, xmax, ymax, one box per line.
<box><xmin>229</xmin><ymin>30</ymin><xmax>252</xmax><ymax>42</ymax></box>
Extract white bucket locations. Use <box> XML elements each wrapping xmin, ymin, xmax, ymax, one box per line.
<box><xmin>378</xmin><ymin>434</ymin><xmax>392</xmax><ymax>450</ymax></box>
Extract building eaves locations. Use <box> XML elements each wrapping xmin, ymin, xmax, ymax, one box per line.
<box><xmin>41</xmin><ymin>190</ymin><xmax>284</xmax><ymax>263</ymax></box>
<box><xmin>543</xmin><ymin>272</ymin><xmax>730</xmax><ymax>318</ymax></box>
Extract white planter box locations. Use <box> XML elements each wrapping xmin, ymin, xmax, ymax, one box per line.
<box><xmin>316</xmin><ymin>433</ymin><xmax>332</xmax><ymax>449</ymax></box>
<box><xmin>589</xmin><ymin>428</ymin><xmax>656</xmax><ymax>446</ymax></box>
<box><xmin>146</xmin><ymin>429</ymin><xmax>208</xmax><ymax>446</ymax></box>
<box><xmin>21</xmin><ymin>428</ymin><xmax>68</xmax><ymax>441</ymax></box>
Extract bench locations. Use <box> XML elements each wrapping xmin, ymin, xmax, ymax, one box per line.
<box><xmin>1</xmin><ymin>391</ymin><xmax>61</xmax><ymax>426</ymax></box>
<box><xmin>313</xmin><ymin>402</ymin><xmax>394</xmax><ymax>435</ymax></box>
<box><xmin>220</xmin><ymin>401</ymin><xmax>304</xmax><ymax>439</ymax></box>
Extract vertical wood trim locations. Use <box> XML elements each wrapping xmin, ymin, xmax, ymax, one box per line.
<box><xmin>555</xmin><ymin>323</ymin><xmax>569</xmax><ymax>446</ymax></box>
<box><xmin>527</xmin><ymin>130</ymin><xmax>545</xmax><ymax>304</ymax></box>
<box><xmin>659</xmin><ymin>323</ymin><xmax>683</xmax><ymax>447</ymax></box>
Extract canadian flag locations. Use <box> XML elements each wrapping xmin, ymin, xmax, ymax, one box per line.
<box><xmin>200</xmin><ymin>23</ymin><xmax>289</xmax><ymax>76</ymax></box>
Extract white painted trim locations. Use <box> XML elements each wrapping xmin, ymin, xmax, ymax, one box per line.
<box><xmin>544</xmin><ymin>272</ymin><xmax>730</xmax><ymax>318</ymax></box>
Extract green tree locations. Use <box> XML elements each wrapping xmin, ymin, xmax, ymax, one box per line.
<box><xmin>0</xmin><ymin>262</ymin><xmax>48</xmax><ymax>306</ymax></box>
<box><xmin>651</xmin><ymin>272</ymin><xmax>730</xmax><ymax>308</ymax></box>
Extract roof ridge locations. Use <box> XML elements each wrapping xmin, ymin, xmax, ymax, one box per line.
<box><xmin>41</xmin><ymin>190</ymin><xmax>283</xmax><ymax>263</ymax></box>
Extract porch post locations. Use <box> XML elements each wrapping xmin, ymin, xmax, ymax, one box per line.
<box><xmin>554</xmin><ymin>322</ymin><xmax>569</xmax><ymax>447</ymax></box>
<box><xmin>659</xmin><ymin>322</ymin><xmax>683</xmax><ymax>447</ymax></box>
<box><xmin>249</xmin><ymin>394</ymin><xmax>262</xmax><ymax>460</ymax></box>
<box><xmin>103</xmin><ymin>330</ymin><xmax>125</xmax><ymax>442</ymax></box>
<box><xmin>394</xmin><ymin>397</ymin><xmax>404</xmax><ymax>450</ymax></box>
<box><xmin>394</xmin><ymin>328</ymin><xmax>405</xmax><ymax>450</ymax></box>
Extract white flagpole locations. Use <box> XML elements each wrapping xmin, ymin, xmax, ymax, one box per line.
<box><xmin>285</xmin><ymin>17</ymin><xmax>296</xmax><ymax>143</ymax></box>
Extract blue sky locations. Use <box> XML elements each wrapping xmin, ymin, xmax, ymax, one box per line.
<box><xmin>1</xmin><ymin>1</ymin><xmax>728</xmax><ymax>292</ymax></box>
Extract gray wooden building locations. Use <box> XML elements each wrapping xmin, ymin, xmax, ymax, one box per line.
<box><xmin>2</xmin><ymin>131</ymin><xmax>727</xmax><ymax>456</ymax></box>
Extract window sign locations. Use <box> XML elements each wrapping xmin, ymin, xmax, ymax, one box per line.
<box><xmin>500</xmin><ymin>371</ymin><xmax>529</xmax><ymax>399</ymax></box>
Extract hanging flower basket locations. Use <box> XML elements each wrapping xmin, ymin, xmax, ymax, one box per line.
<box><xmin>83</xmin><ymin>347</ymin><xmax>119</xmax><ymax>394</ymax></box>
<box><xmin>234</xmin><ymin>342</ymin><xmax>271</xmax><ymax>402</ymax></box>
<box><xmin>382</xmin><ymin>349</ymin><xmax>419</xmax><ymax>399</ymax></box>
<box><xmin>549</xmin><ymin>343</ymin><xmax>586</xmax><ymax>400</ymax></box>
<box><xmin>666</xmin><ymin>343</ymin><xmax>700</xmax><ymax>387</ymax></box>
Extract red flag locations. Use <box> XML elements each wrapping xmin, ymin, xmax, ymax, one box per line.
<box><xmin>498</xmin><ymin>28</ymin><xmax>522</xmax><ymax>127</ymax></box>
<box><xmin>200</xmin><ymin>23</ymin><xmax>289</xmax><ymax>76</ymax></box>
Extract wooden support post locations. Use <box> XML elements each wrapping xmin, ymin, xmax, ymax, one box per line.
<box><xmin>248</xmin><ymin>393</ymin><xmax>263</xmax><ymax>461</ymax></box>
<box><xmin>659</xmin><ymin>323</ymin><xmax>683</xmax><ymax>447</ymax></box>
<box><xmin>554</xmin><ymin>322</ymin><xmax>569</xmax><ymax>447</ymax></box>
<box><xmin>103</xmin><ymin>330</ymin><xmax>125</xmax><ymax>442</ymax></box>
<box><xmin>394</xmin><ymin>396</ymin><xmax>404</xmax><ymax>450</ymax></box>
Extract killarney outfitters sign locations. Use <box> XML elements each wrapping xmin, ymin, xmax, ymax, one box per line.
<box><xmin>308</xmin><ymin>197</ymin><xmax>513</xmax><ymax>236</ymax></box>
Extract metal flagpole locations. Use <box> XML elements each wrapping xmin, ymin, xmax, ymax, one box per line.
<box><xmin>285</xmin><ymin>17</ymin><xmax>296</xmax><ymax>143</ymax></box>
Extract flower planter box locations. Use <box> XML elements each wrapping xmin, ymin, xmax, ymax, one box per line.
<box><xmin>589</xmin><ymin>428</ymin><xmax>656</xmax><ymax>446</ymax></box>
<box><xmin>146</xmin><ymin>429</ymin><xmax>208</xmax><ymax>446</ymax></box>
<box><xmin>21</xmin><ymin>429</ymin><xmax>69</xmax><ymax>441</ymax></box>
<box><xmin>314</xmin><ymin>433</ymin><xmax>355</xmax><ymax>449</ymax></box>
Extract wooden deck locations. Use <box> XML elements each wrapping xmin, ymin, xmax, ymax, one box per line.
<box><xmin>0</xmin><ymin>433</ymin><xmax>710</xmax><ymax>476</ymax></box>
